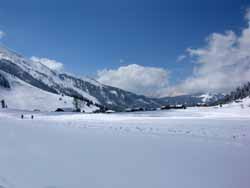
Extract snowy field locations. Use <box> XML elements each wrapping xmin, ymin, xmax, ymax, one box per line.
<box><xmin>0</xmin><ymin>104</ymin><xmax>250</xmax><ymax>188</ymax></box>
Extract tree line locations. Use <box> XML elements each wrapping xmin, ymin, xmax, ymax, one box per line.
<box><xmin>214</xmin><ymin>82</ymin><xmax>250</xmax><ymax>105</ymax></box>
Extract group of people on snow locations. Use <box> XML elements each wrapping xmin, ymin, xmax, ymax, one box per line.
<box><xmin>21</xmin><ymin>114</ymin><xmax>34</xmax><ymax>119</ymax></box>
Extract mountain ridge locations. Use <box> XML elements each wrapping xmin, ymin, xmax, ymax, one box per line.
<box><xmin>0</xmin><ymin>46</ymin><xmax>223</xmax><ymax>111</ymax></box>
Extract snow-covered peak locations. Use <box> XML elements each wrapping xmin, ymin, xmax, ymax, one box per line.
<box><xmin>199</xmin><ymin>93</ymin><xmax>214</xmax><ymax>103</ymax></box>
<box><xmin>0</xmin><ymin>46</ymin><xmax>40</xmax><ymax>68</ymax></box>
<box><xmin>197</xmin><ymin>93</ymin><xmax>225</xmax><ymax>103</ymax></box>
<box><xmin>0</xmin><ymin>46</ymin><xmax>58</xmax><ymax>78</ymax></box>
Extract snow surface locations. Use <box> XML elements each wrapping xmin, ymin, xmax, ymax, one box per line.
<box><xmin>0</xmin><ymin>71</ymin><xmax>98</xmax><ymax>112</ymax></box>
<box><xmin>0</xmin><ymin>47</ymin><xmax>100</xmax><ymax>104</ymax></box>
<box><xmin>0</xmin><ymin>103</ymin><xmax>250</xmax><ymax>188</ymax></box>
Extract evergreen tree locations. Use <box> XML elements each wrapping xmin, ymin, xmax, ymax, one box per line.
<box><xmin>215</xmin><ymin>82</ymin><xmax>250</xmax><ymax>105</ymax></box>
<box><xmin>73</xmin><ymin>97</ymin><xmax>80</xmax><ymax>111</ymax></box>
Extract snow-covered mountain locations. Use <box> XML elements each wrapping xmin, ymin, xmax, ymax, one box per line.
<box><xmin>212</xmin><ymin>82</ymin><xmax>250</xmax><ymax>106</ymax></box>
<box><xmin>0</xmin><ymin>46</ymin><xmax>225</xmax><ymax>111</ymax></box>
<box><xmin>0</xmin><ymin>46</ymin><xmax>163</xmax><ymax>111</ymax></box>
<box><xmin>159</xmin><ymin>93</ymin><xmax>225</xmax><ymax>106</ymax></box>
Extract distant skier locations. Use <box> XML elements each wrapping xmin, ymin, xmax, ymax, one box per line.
<box><xmin>31</xmin><ymin>115</ymin><xmax>34</xmax><ymax>119</ymax></box>
<box><xmin>21</xmin><ymin>114</ymin><xmax>24</xmax><ymax>119</ymax></box>
<box><xmin>1</xmin><ymin>100</ymin><xmax>6</xmax><ymax>109</ymax></box>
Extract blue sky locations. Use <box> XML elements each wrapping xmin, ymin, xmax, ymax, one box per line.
<box><xmin>1</xmin><ymin>0</ymin><xmax>250</xmax><ymax>96</ymax></box>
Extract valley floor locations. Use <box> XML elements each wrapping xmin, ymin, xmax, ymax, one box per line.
<box><xmin>0</xmin><ymin>104</ymin><xmax>250</xmax><ymax>188</ymax></box>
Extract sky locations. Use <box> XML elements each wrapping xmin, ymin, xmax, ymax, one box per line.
<box><xmin>0</xmin><ymin>0</ymin><xmax>250</xmax><ymax>97</ymax></box>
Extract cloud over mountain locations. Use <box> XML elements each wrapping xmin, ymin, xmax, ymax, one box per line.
<box><xmin>97</xmin><ymin>64</ymin><xmax>170</xmax><ymax>97</ymax></box>
<box><xmin>169</xmin><ymin>8</ymin><xmax>250</xmax><ymax>96</ymax></box>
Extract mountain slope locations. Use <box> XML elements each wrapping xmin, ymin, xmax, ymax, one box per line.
<box><xmin>0</xmin><ymin>46</ymin><xmax>163</xmax><ymax>111</ymax></box>
<box><xmin>213</xmin><ymin>82</ymin><xmax>250</xmax><ymax>106</ymax></box>
<box><xmin>0</xmin><ymin>71</ymin><xmax>71</xmax><ymax>111</ymax></box>
<box><xmin>0</xmin><ymin>46</ymin><xmax>225</xmax><ymax>111</ymax></box>
<box><xmin>0</xmin><ymin>70</ymin><xmax>99</xmax><ymax>112</ymax></box>
<box><xmin>158</xmin><ymin>93</ymin><xmax>225</xmax><ymax>106</ymax></box>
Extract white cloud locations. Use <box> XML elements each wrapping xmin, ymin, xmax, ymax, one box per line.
<box><xmin>168</xmin><ymin>10</ymin><xmax>250</xmax><ymax>96</ymax></box>
<box><xmin>30</xmin><ymin>56</ymin><xmax>64</xmax><ymax>71</ymax></box>
<box><xmin>245</xmin><ymin>8</ymin><xmax>250</xmax><ymax>25</ymax></box>
<box><xmin>176</xmin><ymin>55</ymin><xmax>186</xmax><ymax>62</ymax></box>
<box><xmin>0</xmin><ymin>30</ymin><xmax>5</xmax><ymax>39</ymax></box>
<box><xmin>97</xmin><ymin>64</ymin><xmax>170</xmax><ymax>97</ymax></box>
<box><xmin>98</xmin><ymin>9</ymin><xmax>250</xmax><ymax>97</ymax></box>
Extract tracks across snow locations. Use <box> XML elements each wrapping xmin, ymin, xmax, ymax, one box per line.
<box><xmin>0</xmin><ymin>108</ymin><xmax>250</xmax><ymax>188</ymax></box>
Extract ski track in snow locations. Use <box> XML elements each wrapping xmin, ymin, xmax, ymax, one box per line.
<box><xmin>1</xmin><ymin>107</ymin><xmax>250</xmax><ymax>147</ymax></box>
